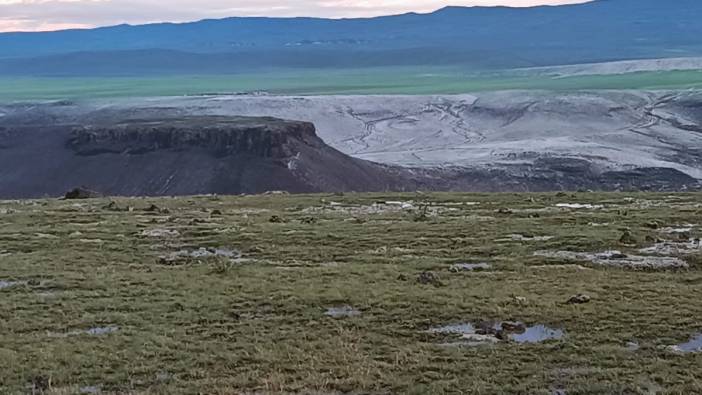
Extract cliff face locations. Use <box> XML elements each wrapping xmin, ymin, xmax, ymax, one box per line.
<box><xmin>0</xmin><ymin>115</ymin><xmax>419</xmax><ymax>198</ymax></box>
<box><xmin>68</xmin><ymin>117</ymin><xmax>321</xmax><ymax>157</ymax></box>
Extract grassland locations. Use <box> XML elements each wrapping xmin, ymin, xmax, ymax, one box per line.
<box><xmin>2</xmin><ymin>68</ymin><xmax>702</xmax><ymax>100</ymax></box>
<box><xmin>1</xmin><ymin>192</ymin><xmax>701</xmax><ymax>394</ymax></box>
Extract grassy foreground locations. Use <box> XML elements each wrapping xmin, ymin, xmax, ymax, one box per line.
<box><xmin>2</xmin><ymin>68</ymin><xmax>702</xmax><ymax>100</ymax></box>
<box><xmin>1</xmin><ymin>192</ymin><xmax>701</xmax><ymax>394</ymax></box>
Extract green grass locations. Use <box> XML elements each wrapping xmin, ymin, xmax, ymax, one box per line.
<box><xmin>2</xmin><ymin>68</ymin><xmax>702</xmax><ymax>100</ymax></box>
<box><xmin>1</xmin><ymin>192</ymin><xmax>701</xmax><ymax>394</ymax></box>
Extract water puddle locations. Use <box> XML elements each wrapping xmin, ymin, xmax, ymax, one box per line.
<box><xmin>429</xmin><ymin>321</ymin><xmax>564</xmax><ymax>347</ymax></box>
<box><xmin>510</xmin><ymin>325</ymin><xmax>565</xmax><ymax>344</ymax></box>
<box><xmin>668</xmin><ymin>334</ymin><xmax>702</xmax><ymax>353</ymax></box>
<box><xmin>0</xmin><ymin>280</ymin><xmax>27</xmax><ymax>290</ymax></box>
<box><xmin>534</xmin><ymin>250</ymin><xmax>688</xmax><ymax>270</ymax></box>
<box><xmin>449</xmin><ymin>262</ymin><xmax>492</xmax><ymax>272</ymax></box>
<box><xmin>325</xmin><ymin>306</ymin><xmax>361</xmax><ymax>318</ymax></box>
<box><xmin>79</xmin><ymin>386</ymin><xmax>101</xmax><ymax>394</ymax></box>
<box><xmin>49</xmin><ymin>326</ymin><xmax>120</xmax><ymax>338</ymax></box>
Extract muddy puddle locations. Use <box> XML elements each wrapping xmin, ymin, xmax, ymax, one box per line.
<box><xmin>325</xmin><ymin>306</ymin><xmax>361</xmax><ymax>318</ymax></box>
<box><xmin>429</xmin><ymin>321</ymin><xmax>564</xmax><ymax>347</ymax></box>
<box><xmin>534</xmin><ymin>250</ymin><xmax>688</xmax><ymax>270</ymax></box>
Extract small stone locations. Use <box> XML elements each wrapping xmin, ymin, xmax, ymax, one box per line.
<box><xmin>417</xmin><ymin>271</ymin><xmax>443</xmax><ymax>286</ymax></box>
<box><xmin>144</xmin><ymin>204</ymin><xmax>162</xmax><ymax>212</ymax></box>
<box><xmin>269</xmin><ymin>215</ymin><xmax>286</xmax><ymax>223</ymax></box>
<box><xmin>619</xmin><ymin>230</ymin><xmax>637</xmax><ymax>245</ymax></box>
<box><xmin>102</xmin><ymin>201</ymin><xmax>122</xmax><ymax>211</ymax></box>
<box><xmin>644</xmin><ymin>221</ymin><xmax>660</xmax><ymax>230</ymax></box>
<box><xmin>513</xmin><ymin>296</ymin><xmax>528</xmax><ymax>305</ymax></box>
<box><xmin>625</xmin><ymin>341</ymin><xmax>640</xmax><ymax>351</ymax></box>
<box><xmin>300</xmin><ymin>216</ymin><xmax>317</xmax><ymax>225</ymax></box>
<box><xmin>210</xmin><ymin>209</ymin><xmax>223</xmax><ymax>216</ymax></box>
<box><xmin>567</xmin><ymin>294</ymin><xmax>591</xmax><ymax>304</ymax></box>
<box><xmin>64</xmin><ymin>187</ymin><xmax>103</xmax><ymax>200</ymax></box>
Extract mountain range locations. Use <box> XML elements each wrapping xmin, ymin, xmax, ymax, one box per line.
<box><xmin>0</xmin><ymin>0</ymin><xmax>700</xmax><ymax>76</ymax></box>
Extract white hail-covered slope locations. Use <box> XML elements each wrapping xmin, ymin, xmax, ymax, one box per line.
<box><xmin>96</xmin><ymin>91</ymin><xmax>702</xmax><ymax>178</ymax></box>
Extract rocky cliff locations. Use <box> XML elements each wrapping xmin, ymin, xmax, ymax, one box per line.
<box><xmin>0</xmin><ymin>115</ymin><xmax>422</xmax><ymax>198</ymax></box>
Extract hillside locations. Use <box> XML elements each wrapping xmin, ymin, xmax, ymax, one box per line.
<box><xmin>0</xmin><ymin>95</ymin><xmax>700</xmax><ymax>198</ymax></box>
<box><xmin>0</xmin><ymin>0</ymin><xmax>701</xmax><ymax>75</ymax></box>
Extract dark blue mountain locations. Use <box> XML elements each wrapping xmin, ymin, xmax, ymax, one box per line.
<box><xmin>0</xmin><ymin>0</ymin><xmax>699</xmax><ymax>75</ymax></box>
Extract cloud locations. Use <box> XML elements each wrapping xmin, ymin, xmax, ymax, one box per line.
<box><xmin>0</xmin><ymin>0</ymin><xmax>592</xmax><ymax>32</ymax></box>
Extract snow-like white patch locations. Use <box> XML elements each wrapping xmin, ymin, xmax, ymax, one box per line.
<box><xmin>556</xmin><ymin>203</ymin><xmax>604</xmax><ymax>210</ymax></box>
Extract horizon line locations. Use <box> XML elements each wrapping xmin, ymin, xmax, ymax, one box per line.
<box><xmin>0</xmin><ymin>1</ymin><xmax>595</xmax><ymax>34</ymax></box>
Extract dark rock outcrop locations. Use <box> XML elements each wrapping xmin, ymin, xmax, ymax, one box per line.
<box><xmin>0</xmin><ymin>116</ymin><xmax>423</xmax><ymax>198</ymax></box>
<box><xmin>64</xmin><ymin>187</ymin><xmax>104</xmax><ymax>199</ymax></box>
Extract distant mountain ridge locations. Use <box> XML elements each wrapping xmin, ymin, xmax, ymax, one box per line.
<box><xmin>0</xmin><ymin>0</ymin><xmax>701</xmax><ymax>75</ymax></box>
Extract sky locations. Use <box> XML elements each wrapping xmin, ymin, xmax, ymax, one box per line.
<box><xmin>0</xmin><ymin>0</ymin><xmax>592</xmax><ymax>33</ymax></box>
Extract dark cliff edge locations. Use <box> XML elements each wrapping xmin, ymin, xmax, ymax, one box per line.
<box><xmin>0</xmin><ymin>115</ymin><xmax>699</xmax><ymax>199</ymax></box>
<box><xmin>0</xmin><ymin>116</ymin><xmax>426</xmax><ymax>198</ymax></box>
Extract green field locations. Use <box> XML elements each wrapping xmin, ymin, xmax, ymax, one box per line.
<box><xmin>2</xmin><ymin>68</ymin><xmax>702</xmax><ymax>100</ymax></box>
<box><xmin>1</xmin><ymin>192</ymin><xmax>701</xmax><ymax>394</ymax></box>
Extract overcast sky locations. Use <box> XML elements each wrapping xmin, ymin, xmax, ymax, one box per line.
<box><xmin>0</xmin><ymin>0</ymin><xmax>592</xmax><ymax>33</ymax></box>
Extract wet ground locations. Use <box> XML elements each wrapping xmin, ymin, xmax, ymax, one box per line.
<box><xmin>0</xmin><ymin>191</ymin><xmax>701</xmax><ymax>394</ymax></box>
